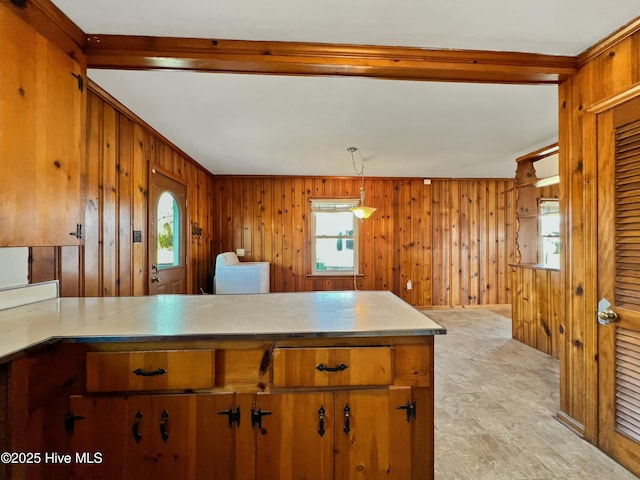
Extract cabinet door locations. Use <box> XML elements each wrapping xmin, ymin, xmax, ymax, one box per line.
<box><xmin>126</xmin><ymin>393</ymin><xmax>235</xmax><ymax>480</ymax></box>
<box><xmin>1</xmin><ymin>7</ymin><xmax>83</xmax><ymax>246</ymax></box>
<box><xmin>334</xmin><ymin>387</ymin><xmax>413</xmax><ymax>480</ymax></box>
<box><xmin>255</xmin><ymin>392</ymin><xmax>335</xmax><ymax>480</ymax></box>
<box><xmin>69</xmin><ymin>395</ymin><xmax>128</xmax><ymax>479</ymax></box>
<box><xmin>70</xmin><ymin>393</ymin><xmax>235</xmax><ymax>480</ymax></box>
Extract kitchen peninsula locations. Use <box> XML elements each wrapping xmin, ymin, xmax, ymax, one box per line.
<box><xmin>0</xmin><ymin>288</ymin><xmax>445</xmax><ymax>480</ymax></box>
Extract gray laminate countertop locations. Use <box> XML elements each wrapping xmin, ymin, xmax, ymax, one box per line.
<box><xmin>0</xmin><ymin>290</ymin><xmax>446</xmax><ymax>362</ymax></box>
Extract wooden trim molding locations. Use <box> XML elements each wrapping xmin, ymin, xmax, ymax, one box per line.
<box><xmin>1</xmin><ymin>0</ymin><xmax>86</xmax><ymax>63</ymax></box>
<box><xmin>515</xmin><ymin>143</ymin><xmax>559</xmax><ymax>163</ymax></box>
<box><xmin>578</xmin><ymin>16</ymin><xmax>640</xmax><ymax>67</ymax></box>
<box><xmin>84</xmin><ymin>35</ymin><xmax>578</xmax><ymax>85</ymax></box>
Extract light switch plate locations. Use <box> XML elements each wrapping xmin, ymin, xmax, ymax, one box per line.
<box><xmin>236</xmin><ymin>248</ymin><xmax>245</xmax><ymax>257</ymax></box>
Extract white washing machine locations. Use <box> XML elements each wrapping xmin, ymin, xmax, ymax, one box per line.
<box><xmin>214</xmin><ymin>252</ymin><xmax>270</xmax><ymax>294</ymax></box>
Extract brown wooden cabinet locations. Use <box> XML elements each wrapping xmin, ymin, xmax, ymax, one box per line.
<box><xmin>7</xmin><ymin>336</ymin><xmax>434</xmax><ymax>480</ymax></box>
<box><xmin>0</xmin><ymin>6</ymin><xmax>85</xmax><ymax>246</ymax></box>
<box><xmin>254</xmin><ymin>387</ymin><xmax>413</xmax><ymax>480</ymax></box>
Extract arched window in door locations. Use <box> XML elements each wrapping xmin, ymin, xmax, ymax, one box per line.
<box><xmin>156</xmin><ymin>191</ymin><xmax>181</xmax><ymax>267</ymax></box>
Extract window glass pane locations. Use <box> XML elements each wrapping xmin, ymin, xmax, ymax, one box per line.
<box><xmin>540</xmin><ymin>212</ymin><xmax>559</xmax><ymax>236</ymax></box>
<box><xmin>542</xmin><ymin>237</ymin><xmax>560</xmax><ymax>268</ymax></box>
<box><xmin>157</xmin><ymin>191</ymin><xmax>180</xmax><ymax>267</ymax></box>
<box><xmin>311</xmin><ymin>199</ymin><xmax>359</xmax><ymax>274</ymax></box>
<box><xmin>540</xmin><ymin>199</ymin><xmax>560</xmax><ymax>268</ymax></box>
<box><xmin>315</xmin><ymin>212</ymin><xmax>355</xmax><ymax>237</ymax></box>
<box><xmin>315</xmin><ymin>238</ymin><xmax>355</xmax><ymax>272</ymax></box>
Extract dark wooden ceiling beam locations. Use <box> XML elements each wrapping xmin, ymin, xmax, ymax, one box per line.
<box><xmin>85</xmin><ymin>35</ymin><xmax>578</xmax><ymax>84</ymax></box>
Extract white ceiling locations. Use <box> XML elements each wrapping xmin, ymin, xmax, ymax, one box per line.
<box><xmin>52</xmin><ymin>0</ymin><xmax>640</xmax><ymax>178</ymax></box>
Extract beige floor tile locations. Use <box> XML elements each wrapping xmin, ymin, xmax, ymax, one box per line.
<box><xmin>426</xmin><ymin>308</ymin><xmax>640</xmax><ymax>480</ymax></box>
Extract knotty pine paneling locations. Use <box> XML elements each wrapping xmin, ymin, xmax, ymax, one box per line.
<box><xmin>559</xmin><ymin>25</ymin><xmax>640</xmax><ymax>440</ymax></box>
<box><xmin>0</xmin><ymin>5</ymin><xmax>85</xmax><ymax>247</ymax></box>
<box><xmin>29</xmin><ymin>87</ymin><xmax>215</xmax><ymax>296</ymax></box>
<box><xmin>432</xmin><ymin>179</ymin><xmax>515</xmax><ymax>306</ymax></box>
<box><xmin>511</xmin><ymin>265</ymin><xmax>562</xmax><ymax>359</ymax></box>
<box><xmin>212</xmin><ymin>177</ymin><xmax>514</xmax><ymax>307</ymax></box>
<box><xmin>82</xmin><ymin>87</ymin><xmax>214</xmax><ymax>295</ymax></box>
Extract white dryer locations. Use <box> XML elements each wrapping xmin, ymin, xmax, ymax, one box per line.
<box><xmin>214</xmin><ymin>252</ymin><xmax>270</xmax><ymax>294</ymax></box>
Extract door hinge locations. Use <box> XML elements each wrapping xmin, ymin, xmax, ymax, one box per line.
<box><xmin>251</xmin><ymin>406</ymin><xmax>272</xmax><ymax>431</ymax></box>
<box><xmin>69</xmin><ymin>223</ymin><xmax>82</xmax><ymax>240</ymax></box>
<box><xmin>397</xmin><ymin>401</ymin><xmax>417</xmax><ymax>422</ymax></box>
<box><xmin>71</xmin><ymin>72</ymin><xmax>84</xmax><ymax>92</ymax></box>
<box><xmin>64</xmin><ymin>411</ymin><xmax>86</xmax><ymax>434</ymax></box>
<box><xmin>217</xmin><ymin>406</ymin><xmax>241</xmax><ymax>428</ymax></box>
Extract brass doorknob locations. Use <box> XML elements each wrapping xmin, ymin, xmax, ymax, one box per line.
<box><xmin>597</xmin><ymin>309</ymin><xmax>619</xmax><ymax>325</ymax></box>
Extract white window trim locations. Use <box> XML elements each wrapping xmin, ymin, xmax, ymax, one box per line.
<box><xmin>310</xmin><ymin>198</ymin><xmax>360</xmax><ymax>276</ymax></box>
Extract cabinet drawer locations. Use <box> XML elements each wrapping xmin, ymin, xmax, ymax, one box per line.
<box><xmin>86</xmin><ymin>350</ymin><xmax>215</xmax><ymax>392</ymax></box>
<box><xmin>272</xmin><ymin>347</ymin><xmax>393</xmax><ymax>387</ymax></box>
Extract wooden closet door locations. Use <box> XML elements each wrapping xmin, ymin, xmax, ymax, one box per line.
<box><xmin>597</xmin><ymin>96</ymin><xmax>640</xmax><ymax>476</ymax></box>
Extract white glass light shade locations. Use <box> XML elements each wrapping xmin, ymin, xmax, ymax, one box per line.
<box><xmin>350</xmin><ymin>205</ymin><xmax>377</xmax><ymax>219</ymax></box>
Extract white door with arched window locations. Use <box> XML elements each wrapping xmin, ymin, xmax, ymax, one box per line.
<box><xmin>149</xmin><ymin>168</ymin><xmax>187</xmax><ymax>294</ymax></box>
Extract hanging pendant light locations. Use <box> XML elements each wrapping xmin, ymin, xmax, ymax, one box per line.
<box><xmin>348</xmin><ymin>147</ymin><xmax>377</xmax><ymax>219</ymax></box>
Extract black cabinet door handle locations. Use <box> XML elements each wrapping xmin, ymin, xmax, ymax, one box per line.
<box><xmin>160</xmin><ymin>410</ymin><xmax>169</xmax><ymax>442</ymax></box>
<box><xmin>318</xmin><ymin>406</ymin><xmax>326</xmax><ymax>437</ymax></box>
<box><xmin>132</xmin><ymin>410</ymin><xmax>143</xmax><ymax>443</ymax></box>
<box><xmin>343</xmin><ymin>404</ymin><xmax>351</xmax><ymax>435</ymax></box>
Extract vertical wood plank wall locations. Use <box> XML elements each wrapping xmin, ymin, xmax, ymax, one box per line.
<box><xmin>511</xmin><ymin>266</ymin><xmax>562</xmax><ymax>358</ymax></box>
<box><xmin>28</xmin><ymin>88</ymin><xmax>215</xmax><ymax>296</ymax></box>
<box><xmin>211</xmin><ymin>177</ymin><xmax>515</xmax><ymax>306</ymax></box>
<box><xmin>559</xmin><ymin>26</ymin><xmax>640</xmax><ymax>440</ymax></box>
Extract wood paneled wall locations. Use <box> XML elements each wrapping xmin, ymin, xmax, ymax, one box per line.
<box><xmin>431</xmin><ymin>179</ymin><xmax>515</xmax><ymax>306</ymax></box>
<box><xmin>0</xmin><ymin>3</ymin><xmax>85</xmax><ymax>247</ymax></box>
<box><xmin>511</xmin><ymin>265</ymin><xmax>562</xmax><ymax>358</ymax></box>
<box><xmin>211</xmin><ymin>176</ymin><xmax>514</xmax><ymax>307</ymax></box>
<box><xmin>28</xmin><ymin>87</ymin><xmax>215</xmax><ymax>296</ymax></box>
<box><xmin>559</xmin><ymin>24</ymin><xmax>640</xmax><ymax>440</ymax></box>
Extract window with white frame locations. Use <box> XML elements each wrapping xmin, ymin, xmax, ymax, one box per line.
<box><xmin>311</xmin><ymin>199</ymin><xmax>360</xmax><ymax>275</ymax></box>
<box><xmin>539</xmin><ymin>199</ymin><xmax>560</xmax><ymax>268</ymax></box>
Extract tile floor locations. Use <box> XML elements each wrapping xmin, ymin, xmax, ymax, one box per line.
<box><xmin>425</xmin><ymin>308</ymin><xmax>639</xmax><ymax>480</ymax></box>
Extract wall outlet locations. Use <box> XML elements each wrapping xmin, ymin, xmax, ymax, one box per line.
<box><xmin>407</xmin><ymin>280</ymin><xmax>412</xmax><ymax>290</ymax></box>
<box><xmin>236</xmin><ymin>248</ymin><xmax>245</xmax><ymax>257</ymax></box>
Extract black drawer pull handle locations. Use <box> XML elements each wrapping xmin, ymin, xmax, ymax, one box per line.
<box><xmin>132</xmin><ymin>368</ymin><xmax>167</xmax><ymax>377</ymax></box>
<box><xmin>315</xmin><ymin>363</ymin><xmax>348</xmax><ymax>372</ymax></box>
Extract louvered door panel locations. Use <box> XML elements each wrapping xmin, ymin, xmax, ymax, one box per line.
<box><xmin>615</xmin><ymin>119</ymin><xmax>640</xmax><ymax>310</ymax></box>
<box><xmin>616</xmin><ymin>328</ymin><xmax>640</xmax><ymax>442</ymax></box>
<box><xmin>597</xmin><ymin>95</ymin><xmax>640</xmax><ymax>476</ymax></box>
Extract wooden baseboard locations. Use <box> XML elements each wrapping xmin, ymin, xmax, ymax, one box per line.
<box><xmin>555</xmin><ymin>410</ymin><xmax>585</xmax><ymax>438</ymax></box>
<box><xmin>418</xmin><ymin>303</ymin><xmax>511</xmax><ymax>310</ymax></box>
